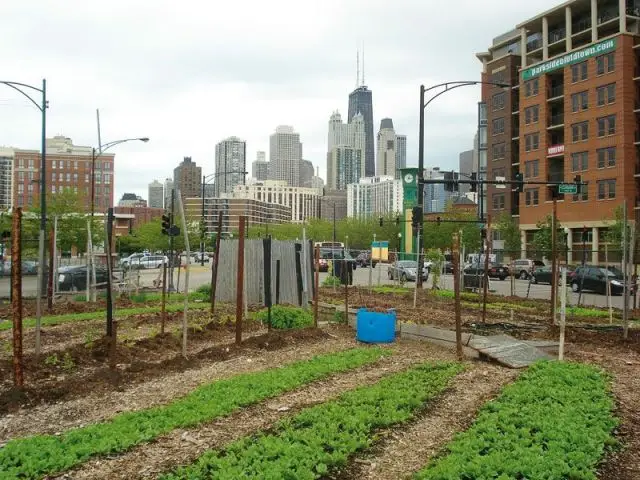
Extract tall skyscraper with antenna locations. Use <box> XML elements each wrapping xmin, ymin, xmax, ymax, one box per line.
<box><xmin>348</xmin><ymin>45</ymin><xmax>374</xmax><ymax>177</ymax></box>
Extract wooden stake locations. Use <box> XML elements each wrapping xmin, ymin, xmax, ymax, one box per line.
<box><xmin>236</xmin><ymin>216</ymin><xmax>245</xmax><ymax>345</ymax></box>
<box><xmin>313</xmin><ymin>245</ymin><xmax>319</xmax><ymax>328</ymax></box>
<box><xmin>11</xmin><ymin>208</ymin><xmax>23</xmax><ymax>388</ymax></box>
<box><xmin>452</xmin><ymin>233</ymin><xmax>463</xmax><ymax>361</ymax></box>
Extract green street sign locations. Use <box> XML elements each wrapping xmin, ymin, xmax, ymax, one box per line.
<box><xmin>558</xmin><ymin>183</ymin><xmax>577</xmax><ymax>195</ymax></box>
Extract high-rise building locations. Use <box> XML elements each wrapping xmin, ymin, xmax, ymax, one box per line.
<box><xmin>347</xmin><ymin>176</ymin><xmax>403</xmax><ymax>218</ymax></box>
<box><xmin>348</xmin><ymin>86</ymin><xmax>374</xmax><ymax>177</ymax></box>
<box><xmin>215</xmin><ymin>136</ymin><xmax>247</xmax><ymax>197</ymax></box>
<box><xmin>476</xmin><ymin>0</ymin><xmax>639</xmax><ymax>262</ymax></box>
<box><xmin>326</xmin><ymin>147</ymin><xmax>363</xmax><ymax>191</ymax></box>
<box><xmin>252</xmin><ymin>150</ymin><xmax>269</xmax><ymax>181</ymax></box>
<box><xmin>458</xmin><ymin>134</ymin><xmax>479</xmax><ymax>196</ymax></box>
<box><xmin>0</xmin><ymin>148</ymin><xmax>13</xmax><ymax>211</ymax></box>
<box><xmin>269</xmin><ymin>126</ymin><xmax>302</xmax><ymax>187</ymax></box>
<box><xmin>173</xmin><ymin>156</ymin><xmax>202</xmax><ymax>201</ymax></box>
<box><xmin>326</xmin><ymin>111</ymin><xmax>366</xmax><ymax>189</ymax></box>
<box><xmin>13</xmin><ymin>136</ymin><xmax>114</xmax><ymax>213</ymax></box>
<box><xmin>423</xmin><ymin>167</ymin><xmax>460</xmax><ymax>213</ymax></box>
<box><xmin>376</xmin><ymin>118</ymin><xmax>397</xmax><ymax>178</ymax></box>
<box><xmin>163</xmin><ymin>178</ymin><xmax>174</xmax><ymax>210</ymax></box>
<box><xmin>147</xmin><ymin>179</ymin><xmax>164</xmax><ymax>208</ymax></box>
<box><xmin>395</xmin><ymin>135</ymin><xmax>407</xmax><ymax>179</ymax></box>
<box><xmin>118</xmin><ymin>193</ymin><xmax>147</xmax><ymax>207</ymax></box>
<box><xmin>300</xmin><ymin>159</ymin><xmax>314</xmax><ymax>188</ymax></box>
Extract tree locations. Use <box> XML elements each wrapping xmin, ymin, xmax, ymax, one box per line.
<box><xmin>421</xmin><ymin>206</ymin><xmax>481</xmax><ymax>254</ymax></box>
<box><xmin>495</xmin><ymin>213</ymin><xmax>521</xmax><ymax>257</ymax></box>
<box><xmin>531</xmin><ymin>215</ymin><xmax>566</xmax><ymax>260</ymax></box>
<box><xmin>603</xmin><ymin>205</ymin><xmax>634</xmax><ymax>262</ymax></box>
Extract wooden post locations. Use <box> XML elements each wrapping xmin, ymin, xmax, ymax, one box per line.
<box><xmin>482</xmin><ymin>214</ymin><xmax>491</xmax><ymax>323</ymax></box>
<box><xmin>275</xmin><ymin>260</ymin><xmax>280</xmax><ymax>305</ymax></box>
<box><xmin>605</xmin><ymin>244</ymin><xmax>613</xmax><ymax>324</ymax></box>
<box><xmin>313</xmin><ymin>245</ymin><xmax>319</xmax><ymax>328</ymax></box>
<box><xmin>12</xmin><ymin>208</ymin><xmax>23</xmax><ymax>388</ymax></box>
<box><xmin>550</xmin><ymin>198</ymin><xmax>558</xmax><ymax>324</ymax></box>
<box><xmin>105</xmin><ymin>208</ymin><xmax>115</xmax><ymax>338</ymax></box>
<box><xmin>623</xmin><ymin>201</ymin><xmax>629</xmax><ymax>339</ymax></box>
<box><xmin>263</xmin><ymin>236</ymin><xmax>272</xmax><ymax>331</ymax></box>
<box><xmin>176</xmin><ymin>193</ymin><xmax>191</xmax><ymax>357</ymax></box>
<box><xmin>161</xmin><ymin>261</ymin><xmax>167</xmax><ymax>334</ymax></box>
<box><xmin>452</xmin><ymin>233</ymin><xmax>463</xmax><ymax>361</ymax></box>
<box><xmin>559</xmin><ymin>266</ymin><xmax>567</xmax><ymax>361</ymax></box>
<box><xmin>236</xmin><ymin>216</ymin><xmax>245</xmax><ymax>345</ymax></box>
<box><xmin>210</xmin><ymin>211</ymin><xmax>223</xmax><ymax>315</ymax></box>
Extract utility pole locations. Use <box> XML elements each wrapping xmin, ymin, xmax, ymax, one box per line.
<box><xmin>169</xmin><ymin>189</ymin><xmax>176</xmax><ymax>293</ymax></box>
<box><xmin>551</xmin><ymin>197</ymin><xmax>557</xmax><ymax>324</ymax></box>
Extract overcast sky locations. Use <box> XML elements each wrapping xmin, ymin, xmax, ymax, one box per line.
<box><xmin>0</xmin><ymin>0</ymin><xmax>562</xmax><ymax>202</ymax></box>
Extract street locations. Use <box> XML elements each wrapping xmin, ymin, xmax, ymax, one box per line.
<box><xmin>0</xmin><ymin>263</ymin><xmax>633</xmax><ymax>310</ymax></box>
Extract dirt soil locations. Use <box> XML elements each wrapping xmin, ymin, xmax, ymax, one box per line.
<box><xmin>0</xmin><ymin>296</ymin><xmax>150</xmax><ymax>320</ymax></box>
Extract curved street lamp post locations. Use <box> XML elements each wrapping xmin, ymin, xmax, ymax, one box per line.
<box><xmin>0</xmin><ymin>79</ymin><xmax>47</xmax><ymax>356</ymax></box>
<box><xmin>416</xmin><ymin>81</ymin><xmax>509</xmax><ymax>289</ymax></box>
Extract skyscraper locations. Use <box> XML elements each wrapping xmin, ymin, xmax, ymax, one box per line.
<box><xmin>299</xmin><ymin>159</ymin><xmax>314</xmax><ymax>188</ymax></box>
<box><xmin>326</xmin><ymin>111</ymin><xmax>365</xmax><ymax>190</ymax></box>
<box><xmin>269</xmin><ymin>125</ymin><xmax>302</xmax><ymax>187</ymax></box>
<box><xmin>326</xmin><ymin>147</ymin><xmax>362</xmax><ymax>191</ymax></box>
<box><xmin>348</xmin><ymin>86</ymin><xmax>374</xmax><ymax>177</ymax></box>
<box><xmin>147</xmin><ymin>179</ymin><xmax>164</xmax><ymax>208</ymax></box>
<box><xmin>395</xmin><ymin>135</ymin><xmax>407</xmax><ymax>179</ymax></box>
<box><xmin>252</xmin><ymin>150</ymin><xmax>269</xmax><ymax>181</ymax></box>
<box><xmin>173</xmin><ymin>157</ymin><xmax>202</xmax><ymax>201</ymax></box>
<box><xmin>215</xmin><ymin>136</ymin><xmax>247</xmax><ymax>197</ymax></box>
<box><xmin>376</xmin><ymin>118</ymin><xmax>396</xmax><ymax>178</ymax></box>
<box><xmin>163</xmin><ymin>178</ymin><xmax>174</xmax><ymax>209</ymax></box>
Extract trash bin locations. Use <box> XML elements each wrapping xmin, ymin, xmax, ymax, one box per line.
<box><xmin>356</xmin><ymin>308</ymin><xmax>396</xmax><ymax>343</ymax></box>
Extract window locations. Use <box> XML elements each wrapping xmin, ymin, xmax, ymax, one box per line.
<box><xmin>18</xmin><ymin>172</ymin><xmax>24</xmax><ymax>181</ymax></box>
<box><xmin>572</xmin><ymin>182</ymin><xmax>588</xmax><ymax>202</ymax></box>
<box><xmin>597</xmin><ymin>179</ymin><xmax>616</xmax><ymax>199</ymax></box>
<box><xmin>18</xmin><ymin>159</ymin><xmax>24</xmax><ymax>168</ymax></box>
<box><xmin>492</xmin><ymin>117</ymin><xmax>505</xmax><ymax>134</ymax></box>
<box><xmin>597</xmin><ymin>115</ymin><xmax>616</xmax><ymax>136</ymax></box>
<box><xmin>525</xmin><ymin>188</ymin><xmax>539</xmax><ymax>206</ymax></box>
<box><xmin>95</xmin><ymin>160</ymin><xmax>101</xmax><ymax>169</ymax></box>
<box><xmin>28</xmin><ymin>159</ymin><xmax>34</xmax><ymax>169</ymax></box>
<box><xmin>525</xmin><ymin>159</ymin><xmax>539</xmax><ymax>178</ymax></box>
<box><xmin>104</xmin><ymin>162</ymin><xmax>110</xmax><ymax>170</ymax></box>
<box><xmin>66</xmin><ymin>173</ymin><xmax>71</xmax><ymax>182</ymax></box>
<box><xmin>525</xmin><ymin>133</ymin><xmax>540</xmax><ymax>151</ymax></box>
<box><xmin>27</xmin><ymin>184</ymin><xmax>33</xmax><ymax>193</ymax></box>
<box><xmin>524</xmin><ymin>105</ymin><xmax>539</xmax><ymax>124</ymax></box>
<box><xmin>104</xmin><ymin>173</ymin><xmax>111</xmax><ymax>184</ymax></box>
<box><xmin>571</xmin><ymin>91</ymin><xmax>589</xmax><ymax>112</ymax></box>
<box><xmin>493</xmin><ymin>167</ymin><xmax>506</xmax><ymax>179</ymax></box>
<box><xmin>51</xmin><ymin>172</ymin><xmax>56</xmax><ymax>181</ymax></box>
<box><xmin>597</xmin><ymin>147</ymin><xmax>616</xmax><ymax>168</ymax></box>
<box><xmin>17</xmin><ymin>184</ymin><xmax>23</xmax><ymax>194</ymax></box>
<box><xmin>492</xmin><ymin>142</ymin><xmax>506</xmax><ymax>160</ymax></box>
<box><xmin>525</xmin><ymin>78</ymin><xmax>539</xmax><ymax>97</ymax></box>
<box><xmin>73</xmin><ymin>173</ymin><xmax>78</xmax><ymax>183</ymax></box>
<box><xmin>596</xmin><ymin>53</ymin><xmax>615</xmax><ymax>75</ymax></box>
<box><xmin>52</xmin><ymin>161</ymin><xmax>56</xmax><ymax>169</ymax></box>
<box><xmin>74</xmin><ymin>161</ymin><xmax>78</xmax><ymax>170</ymax></box>
<box><xmin>571</xmin><ymin>151</ymin><xmax>588</xmax><ymax>172</ymax></box>
<box><xmin>596</xmin><ymin>83</ymin><xmax>616</xmax><ymax>106</ymax></box>
<box><xmin>571</xmin><ymin>61</ymin><xmax>588</xmax><ymax>82</ymax></box>
<box><xmin>571</xmin><ymin>121</ymin><xmax>589</xmax><ymax>142</ymax></box>
<box><xmin>51</xmin><ymin>185</ymin><xmax>56</xmax><ymax>194</ymax></box>
<box><xmin>492</xmin><ymin>193</ymin><xmax>506</xmax><ymax>210</ymax></box>
<box><xmin>85</xmin><ymin>174</ymin><xmax>89</xmax><ymax>183</ymax></box>
<box><xmin>28</xmin><ymin>172</ymin><xmax>33</xmax><ymax>181</ymax></box>
<box><xmin>492</xmin><ymin>92</ymin><xmax>505</xmax><ymax>110</ymax></box>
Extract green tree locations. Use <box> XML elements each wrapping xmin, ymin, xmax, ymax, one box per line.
<box><xmin>421</xmin><ymin>206</ymin><xmax>481</xmax><ymax>253</ymax></box>
<box><xmin>531</xmin><ymin>214</ymin><xmax>566</xmax><ymax>260</ymax></box>
<box><xmin>495</xmin><ymin>213</ymin><xmax>521</xmax><ymax>257</ymax></box>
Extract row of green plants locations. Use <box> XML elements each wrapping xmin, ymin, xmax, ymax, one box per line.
<box><xmin>415</xmin><ymin>361</ymin><xmax>618</xmax><ymax>479</ymax></box>
<box><xmin>0</xmin><ymin>347</ymin><xmax>389</xmax><ymax>479</ymax></box>
<box><xmin>161</xmin><ymin>362</ymin><xmax>464</xmax><ymax>479</ymax></box>
<box><xmin>253</xmin><ymin>305</ymin><xmax>314</xmax><ymax>329</ymax></box>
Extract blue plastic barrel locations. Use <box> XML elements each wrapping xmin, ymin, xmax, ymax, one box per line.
<box><xmin>356</xmin><ymin>308</ymin><xmax>396</xmax><ymax>343</ymax></box>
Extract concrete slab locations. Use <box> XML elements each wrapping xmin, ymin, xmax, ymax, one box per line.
<box><xmin>468</xmin><ymin>334</ymin><xmax>555</xmax><ymax>368</ymax></box>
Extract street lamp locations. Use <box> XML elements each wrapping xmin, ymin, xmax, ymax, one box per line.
<box><xmin>1</xmin><ymin>79</ymin><xmax>47</xmax><ymax>352</ymax></box>
<box><xmin>91</xmin><ymin>137</ymin><xmax>149</xmax><ymax>217</ymax></box>
<box><xmin>416</xmin><ymin>80</ymin><xmax>509</xmax><ymax>288</ymax></box>
<box><xmin>397</xmin><ymin>232</ymin><xmax>402</xmax><ymax>260</ymax></box>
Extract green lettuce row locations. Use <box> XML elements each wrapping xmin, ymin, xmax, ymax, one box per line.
<box><xmin>415</xmin><ymin>361</ymin><xmax>618</xmax><ymax>480</ymax></box>
<box><xmin>0</xmin><ymin>347</ymin><xmax>389</xmax><ymax>479</ymax></box>
<box><xmin>161</xmin><ymin>361</ymin><xmax>464</xmax><ymax>480</ymax></box>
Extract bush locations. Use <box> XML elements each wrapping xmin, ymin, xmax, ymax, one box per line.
<box><xmin>254</xmin><ymin>305</ymin><xmax>313</xmax><ymax>329</ymax></box>
<box><xmin>322</xmin><ymin>275</ymin><xmax>341</xmax><ymax>287</ymax></box>
<box><xmin>195</xmin><ymin>283</ymin><xmax>211</xmax><ymax>296</ymax></box>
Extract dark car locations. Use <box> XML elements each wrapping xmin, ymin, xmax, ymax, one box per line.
<box><xmin>355</xmin><ymin>252</ymin><xmax>377</xmax><ymax>268</ymax></box>
<box><xmin>464</xmin><ymin>263</ymin><xmax>509</xmax><ymax>281</ymax></box>
<box><xmin>57</xmin><ymin>265</ymin><xmax>114</xmax><ymax>292</ymax></box>
<box><xmin>569</xmin><ymin>265</ymin><xmax>635</xmax><ymax>295</ymax></box>
<box><xmin>531</xmin><ymin>265</ymin><xmax>575</xmax><ymax>285</ymax></box>
<box><xmin>318</xmin><ymin>248</ymin><xmax>357</xmax><ymax>274</ymax></box>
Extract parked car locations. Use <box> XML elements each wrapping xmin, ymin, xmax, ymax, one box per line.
<box><xmin>464</xmin><ymin>263</ymin><xmax>509</xmax><ymax>281</ymax></box>
<box><xmin>512</xmin><ymin>259</ymin><xmax>546</xmax><ymax>280</ymax></box>
<box><xmin>193</xmin><ymin>252</ymin><xmax>210</xmax><ymax>263</ymax></box>
<box><xmin>121</xmin><ymin>252</ymin><xmax>150</xmax><ymax>270</ymax></box>
<box><xmin>355</xmin><ymin>252</ymin><xmax>377</xmax><ymax>268</ymax></box>
<box><xmin>1</xmin><ymin>260</ymin><xmax>38</xmax><ymax>276</ymax></box>
<box><xmin>57</xmin><ymin>265</ymin><xmax>114</xmax><ymax>292</ymax></box>
<box><xmin>133</xmin><ymin>255</ymin><xmax>168</xmax><ymax>269</ymax></box>
<box><xmin>569</xmin><ymin>265</ymin><xmax>635</xmax><ymax>295</ymax></box>
<box><xmin>387</xmin><ymin>260</ymin><xmax>428</xmax><ymax>282</ymax></box>
<box><xmin>531</xmin><ymin>265</ymin><xmax>575</xmax><ymax>285</ymax></box>
<box><xmin>318</xmin><ymin>248</ymin><xmax>357</xmax><ymax>273</ymax></box>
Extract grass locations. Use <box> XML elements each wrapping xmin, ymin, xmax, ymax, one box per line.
<box><xmin>371</xmin><ymin>286</ymin><xmax>413</xmax><ymax>294</ymax></box>
<box><xmin>0</xmin><ymin>303</ymin><xmax>211</xmax><ymax>332</ymax></box>
<box><xmin>0</xmin><ymin>347</ymin><xmax>390</xmax><ymax>479</ymax></box>
<box><xmin>161</xmin><ymin>361</ymin><xmax>464</xmax><ymax>480</ymax></box>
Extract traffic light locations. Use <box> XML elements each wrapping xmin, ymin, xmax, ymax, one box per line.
<box><xmin>470</xmin><ymin>172</ymin><xmax>477</xmax><ymax>193</ymax></box>
<box><xmin>514</xmin><ymin>172</ymin><xmax>524</xmax><ymax>193</ymax></box>
<box><xmin>481</xmin><ymin>228</ymin><xmax>487</xmax><ymax>240</ymax></box>
<box><xmin>379</xmin><ymin>217</ymin><xmax>383</xmax><ymax>227</ymax></box>
<box><xmin>444</xmin><ymin>171</ymin><xmax>458</xmax><ymax>192</ymax></box>
<box><xmin>411</xmin><ymin>206</ymin><xmax>423</xmax><ymax>229</ymax></box>
<box><xmin>436</xmin><ymin>216</ymin><xmax>442</xmax><ymax>226</ymax></box>
<box><xmin>161</xmin><ymin>214</ymin><xmax>170</xmax><ymax>235</ymax></box>
<box><xmin>574</xmin><ymin>174</ymin><xmax>582</xmax><ymax>194</ymax></box>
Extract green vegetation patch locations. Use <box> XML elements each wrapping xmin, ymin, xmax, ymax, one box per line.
<box><xmin>371</xmin><ymin>286</ymin><xmax>412</xmax><ymax>294</ymax></box>
<box><xmin>254</xmin><ymin>305</ymin><xmax>313</xmax><ymax>329</ymax></box>
<box><xmin>161</xmin><ymin>361</ymin><xmax>464</xmax><ymax>480</ymax></box>
<box><xmin>0</xmin><ymin>347</ymin><xmax>389</xmax><ymax>479</ymax></box>
<box><xmin>414</xmin><ymin>361</ymin><xmax>618</xmax><ymax>480</ymax></box>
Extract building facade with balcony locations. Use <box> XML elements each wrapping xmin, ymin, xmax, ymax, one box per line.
<box><xmin>346</xmin><ymin>176</ymin><xmax>403</xmax><ymax>218</ymax></box>
<box><xmin>477</xmin><ymin>0</ymin><xmax>640</xmax><ymax>263</ymax></box>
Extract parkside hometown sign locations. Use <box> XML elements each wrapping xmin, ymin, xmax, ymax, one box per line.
<box><xmin>522</xmin><ymin>38</ymin><xmax>617</xmax><ymax>80</ymax></box>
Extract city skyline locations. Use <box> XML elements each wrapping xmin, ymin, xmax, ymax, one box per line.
<box><xmin>0</xmin><ymin>1</ymin><xmax>563</xmax><ymax>203</ymax></box>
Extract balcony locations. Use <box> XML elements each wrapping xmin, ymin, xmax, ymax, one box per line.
<box><xmin>548</xmin><ymin>85</ymin><xmax>564</xmax><ymax>99</ymax></box>
<box><xmin>636</xmin><ymin>132</ymin><xmax>640</xmax><ymax>144</ymax></box>
<box><xmin>548</xmin><ymin>114</ymin><xmax>564</xmax><ymax>129</ymax></box>
<box><xmin>511</xmin><ymin>127</ymin><xmax>520</xmax><ymax>140</ymax></box>
<box><xmin>635</xmin><ymin>163</ymin><xmax>640</xmax><ymax>177</ymax></box>
<box><xmin>572</xmin><ymin>18</ymin><xmax>592</xmax><ymax>34</ymax></box>
<box><xmin>547</xmin><ymin>173</ymin><xmax>565</xmax><ymax>184</ymax></box>
<box><xmin>636</xmin><ymin>197</ymin><xmax>640</xmax><ymax>209</ymax></box>
<box><xmin>527</xmin><ymin>39</ymin><xmax>542</xmax><ymax>52</ymax></box>
<box><xmin>635</xmin><ymin>101</ymin><xmax>640</xmax><ymax>113</ymax></box>
<box><xmin>548</xmin><ymin>28</ymin><xmax>566</xmax><ymax>44</ymax></box>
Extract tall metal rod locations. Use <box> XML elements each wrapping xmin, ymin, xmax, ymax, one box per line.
<box><xmin>12</xmin><ymin>208</ymin><xmax>23</xmax><ymax>388</ymax></box>
<box><xmin>200</xmin><ymin>175</ymin><xmax>205</xmax><ymax>266</ymax></box>
<box><xmin>35</xmin><ymin>78</ymin><xmax>47</xmax><ymax>359</ymax></box>
<box><xmin>551</xmin><ymin>198</ymin><xmax>558</xmax><ymax>323</ymax></box>
<box><xmin>210</xmin><ymin>211</ymin><xmax>223</xmax><ymax>314</ymax></box>
<box><xmin>623</xmin><ymin>201</ymin><xmax>629</xmax><ymax>339</ymax></box>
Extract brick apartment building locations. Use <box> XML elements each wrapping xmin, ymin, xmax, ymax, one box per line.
<box><xmin>12</xmin><ymin>136</ymin><xmax>114</xmax><ymax>213</ymax></box>
<box><xmin>477</xmin><ymin>0</ymin><xmax>640</xmax><ymax>263</ymax></box>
